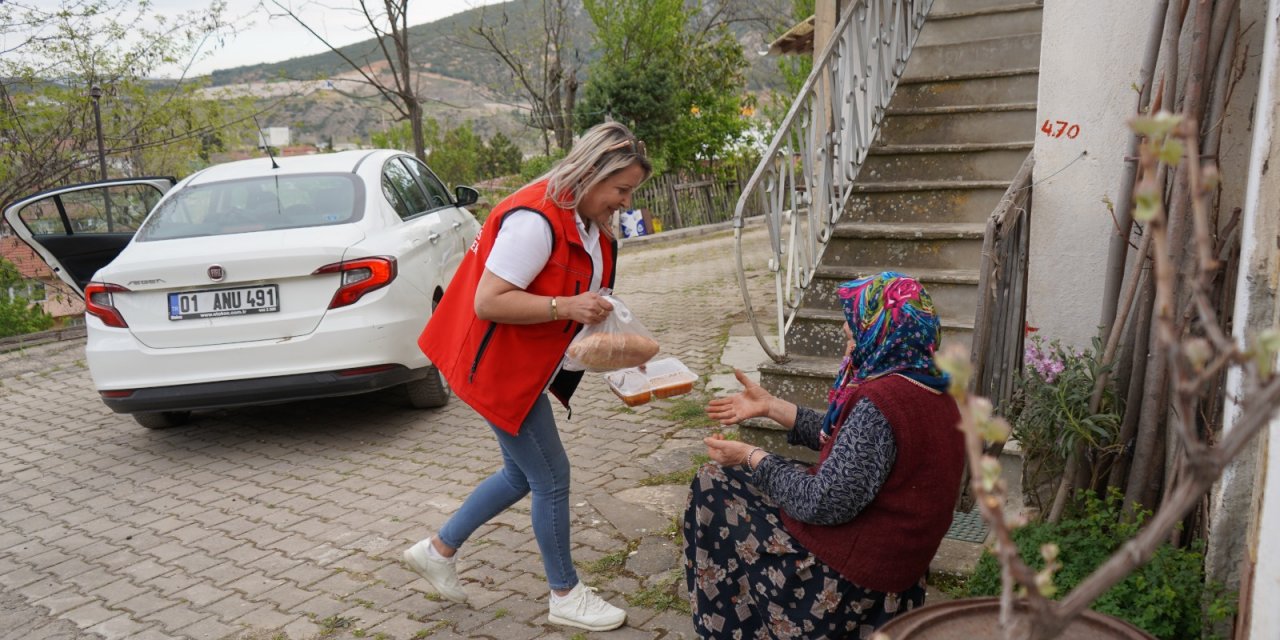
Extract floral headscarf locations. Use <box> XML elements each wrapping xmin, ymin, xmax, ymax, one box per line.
<box><xmin>819</xmin><ymin>272</ymin><xmax>945</xmax><ymax>441</ymax></box>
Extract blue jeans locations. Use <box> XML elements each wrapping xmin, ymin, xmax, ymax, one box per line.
<box><xmin>437</xmin><ymin>394</ymin><xmax>579</xmax><ymax>590</ymax></box>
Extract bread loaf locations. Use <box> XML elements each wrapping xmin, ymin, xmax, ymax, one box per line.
<box><xmin>567</xmin><ymin>332</ymin><xmax>660</xmax><ymax>370</ymax></box>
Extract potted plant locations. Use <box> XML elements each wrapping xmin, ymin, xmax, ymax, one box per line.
<box><xmin>870</xmin><ymin>108</ymin><xmax>1280</xmax><ymax>639</ymax></box>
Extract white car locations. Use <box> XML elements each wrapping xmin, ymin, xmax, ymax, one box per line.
<box><xmin>4</xmin><ymin>150</ymin><xmax>481</xmax><ymax>428</ymax></box>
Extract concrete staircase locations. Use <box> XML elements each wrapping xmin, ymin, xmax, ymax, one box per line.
<box><xmin>752</xmin><ymin>0</ymin><xmax>1042</xmax><ymax>412</ymax></box>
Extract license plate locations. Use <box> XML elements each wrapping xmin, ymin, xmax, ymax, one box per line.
<box><xmin>168</xmin><ymin>285</ymin><xmax>279</xmax><ymax>320</ymax></box>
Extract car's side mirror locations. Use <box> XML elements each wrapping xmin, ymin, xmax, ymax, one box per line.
<box><xmin>454</xmin><ymin>186</ymin><xmax>479</xmax><ymax>207</ymax></box>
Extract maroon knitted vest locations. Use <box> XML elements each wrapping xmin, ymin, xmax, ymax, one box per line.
<box><xmin>780</xmin><ymin>374</ymin><xmax>964</xmax><ymax>593</ymax></box>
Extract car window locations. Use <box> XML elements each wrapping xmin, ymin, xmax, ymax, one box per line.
<box><xmin>16</xmin><ymin>183</ymin><xmax>161</xmax><ymax>235</ymax></box>
<box><xmin>135</xmin><ymin>174</ymin><xmax>362</xmax><ymax>241</ymax></box>
<box><xmin>381</xmin><ymin>175</ymin><xmax>413</xmax><ymax>219</ymax></box>
<box><xmin>401</xmin><ymin>158</ymin><xmax>452</xmax><ymax>210</ymax></box>
<box><xmin>381</xmin><ymin>158</ymin><xmax>432</xmax><ymax>219</ymax></box>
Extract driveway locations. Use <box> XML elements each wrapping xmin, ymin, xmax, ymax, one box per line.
<box><xmin>0</xmin><ymin>226</ymin><xmax>774</xmax><ymax>640</ymax></box>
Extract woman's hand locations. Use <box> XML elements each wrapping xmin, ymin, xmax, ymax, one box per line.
<box><xmin>706</xmin><ymin>369</ymin><xmax>775</xmax><ymax>425</ymax></box>
<box><xmin>703</xmin><ymin>433</ymin><xmax>759</xmax><ymax>468</ymax></box>
<box><xmin>558</xmin><ymin>291</ymin><xmax>614</xmax><ymax>325</ymax></box>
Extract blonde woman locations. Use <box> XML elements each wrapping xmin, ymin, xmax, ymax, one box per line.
<box><xmin>409</xmin><ymin>122</ymin><xmax>652</xmax><ymax>632</ymax></box>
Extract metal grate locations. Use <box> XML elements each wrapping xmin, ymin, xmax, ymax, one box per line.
<box><xmin>944</xmin><ymin>509</ymin><xmax>989</xmax><ymax>543</ymax></box>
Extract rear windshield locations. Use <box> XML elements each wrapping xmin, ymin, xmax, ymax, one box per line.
<box><xmin>136</xmin><ymin>173</ymin><xmax>364</xmax><ymax>241</ymax></box>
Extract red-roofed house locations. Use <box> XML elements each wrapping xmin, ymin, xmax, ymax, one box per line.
<box><xmin>0</xmin><ymin>234</ymin><xmax>83</xmax><ymax>324</ymax></box>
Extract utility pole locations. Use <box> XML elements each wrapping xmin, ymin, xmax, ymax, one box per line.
<box><xmin>89</xmin><ymin>85</ymin><xmax>113</xmax><ymax>232</ymax></box>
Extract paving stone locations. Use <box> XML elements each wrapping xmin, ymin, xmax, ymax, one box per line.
<box><xmin>0</xmin><ymin>229</ymin><xmax>775</xmax><ymax>639</ymax></box>
<box><xmin>84</xmin><ymin>613</ymin><xmax>156</xmax><ymax>640</ymax></box>
<box><xmin>142</xmin><ymin>602</ymin><xmax>211</xmax><ymax>634</ymax></box>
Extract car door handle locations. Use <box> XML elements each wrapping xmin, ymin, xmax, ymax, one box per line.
<box><xmin>452</xmin><ymin>221</ymin><xmax>462</xmax><ymax>229</ymax></box>
<box><xmin>428</xmin><ymin>232</ymin><xmax>441</xmax><ymax>244</ymax></box>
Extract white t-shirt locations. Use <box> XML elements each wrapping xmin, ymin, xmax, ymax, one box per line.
<box><xmin>485</xmin><ymin>208</ymin><xmax>604</xmax><ymax>292</ymax></box>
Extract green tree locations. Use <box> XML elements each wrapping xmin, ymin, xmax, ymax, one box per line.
<box><xmin>578</xmin><ymin>0</ymin><xmax>751</xmax><ymax>172</ymax></box>
<box><xmin>0</xmin><ymin>258</ymin><xmax>54</xmax><ymax>338</ymax></box>
<box><xmin>0</xmin><ymin>0</ymin><xmax>256</xmax><ymax>209</ymax></box>
<box><xmin>427</xmin><ymin>120</ymin><xmax>486</xmax><ymax>188</ymax></box>
<box><xmin>267</xmin><ymin>0</ymin><xmax>439</xmax><ymax>162</ymax></box>
<box><xmin>480</xmin><ymin>131</ymin><xmax>523</xmax><ymax>179</ymax></box>
<box><xmin>764</xmin><ymin>0</ymin><xmax>816</xmax><ymax>127</ymax></box>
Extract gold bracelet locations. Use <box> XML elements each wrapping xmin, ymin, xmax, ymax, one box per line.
<box><xmin>550</xmin><ymin>296</ymin><xmax>558</xmax><ymax>321</ymax></box>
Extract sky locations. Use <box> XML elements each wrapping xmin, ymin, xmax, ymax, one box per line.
<box><xmin>149</xmin><ymin>0</ymin><xmax>507</xmax><ymax>78</ymax></box>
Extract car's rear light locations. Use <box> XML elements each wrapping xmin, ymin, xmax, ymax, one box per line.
<box><xmin>337</xmin><ymin>364</ymin><xmax>400</xmax><ymax>377</ymax></box>
<box><xmin>99</xmin><ymin>389</ymin><xmax>135</xmax><ymax>398</ymax></box>
<box><xmin>313</xmin><ymin>257</ymin><xmax>398</xmax><ymax>309</ymax></box>
<box><xmin>84</xmin><ymin>283</ymin><xmax>130</xmax><ymax>328</ymax></box>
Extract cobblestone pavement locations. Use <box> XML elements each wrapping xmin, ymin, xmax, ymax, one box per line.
<box><xmin>0</xmin><ymin>227</ymin><xmax>774</xmax><ymax>640</ymax></box>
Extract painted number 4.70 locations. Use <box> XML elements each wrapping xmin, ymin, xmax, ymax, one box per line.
<box><xmin>1041</xmin><ymin>119</ymin><xmax>1081</xmax><ymax>139</ymax></box>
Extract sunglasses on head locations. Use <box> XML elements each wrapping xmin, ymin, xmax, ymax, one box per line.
<box><xmin>606</xmin><ymin>137</ymin><xmax>647</xmax><ymax>158</ymax></box>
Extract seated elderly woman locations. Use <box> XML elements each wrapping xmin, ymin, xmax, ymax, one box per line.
<box><xmin>684</xmin><ymin>271</ymin><xmax>964</xmax><ymax>638</ymax></box>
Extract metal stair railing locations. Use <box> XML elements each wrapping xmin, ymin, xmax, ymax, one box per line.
<box><xmin>732</xmin><ymin>0</ymin><xmax>935</xmax><ymax>363</ymax></box>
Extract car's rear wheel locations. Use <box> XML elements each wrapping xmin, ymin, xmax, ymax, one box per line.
<box><xmin>133</xmin><ymin>411</ymin><xmax>192</xmax><ymax>429</ymax></box>
<box><xmin>403</xmin><ymin>367</ymin><xmax>449</xmax><ymax>409</ymax></box>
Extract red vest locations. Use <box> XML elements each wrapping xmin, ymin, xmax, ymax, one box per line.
<box><xmin>418</xmin><ymin>180</ymin><xmax>616</xmax><ymax>435</ymax></box>
<box><xmin>781</xmin><ymin>374</ymin><xmax>964</xmax><ymax>593</ymax></box>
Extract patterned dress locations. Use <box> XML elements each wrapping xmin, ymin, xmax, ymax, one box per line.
<box><xmin>683</xmin><ymin>401</ymin><xmax>927</xmax><ymax>639</ymax></box>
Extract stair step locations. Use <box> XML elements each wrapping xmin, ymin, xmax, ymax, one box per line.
<box><xmin>891</xmin><ymin>70</ymin><xmax>1039</xmax><ymax>110</ymax></box>
<box><xmin>903</xmin><ymin>33</ymin><xmax>1042</xmax><ymax>81</ymax></box>
<box><xmin>861</xmin><ymin>146</ymin><xmax>1029</xmax><ymax>182</ymax></box>
<box><xmin>918</xmin><ymin>4</ymin><xmax>1043</xmax><ymax>47</ymax></box>
<box><xmin>844</xmin><ymin>186</ymin><xmax>1007</xmax><ymax>224</ymax></box>
<box><xmin>930</xmin><ymin>0</ymin><xmax>1039</xmax><ymax>14</ymax></box>
<box><xmin>786</xmin><ymin>308</ymin><xmax>975</xmax><ymax>358</ymax></box>
<box><xmin>885</xmin><ymin>103</ymin><xmax>1038</xmax><ymax>116</ymax></box>
<box><xmin>832</xmin><ymin>222</ymin><xmax>986</xmax><ymax>239</ymax></box>
<box><xmin>758</xmin><ymin>328</ymin><xmax>970</xmax><ymax>407</ymax></box>
<box><xmin>876</xmin><ymin>108</ymin><xmax>1038</xmax><ymax>146</ymax></box>
<box><xmin>851</xmin><ymin>180</ymin><xmax>1010</xmax><ymax>193</ymax></box>
<box><xmin>868</xmin><ymin>142</ymin><xmax>1033</xmax><ymax>154</ymax></box>
<box><xmin>931</xmin><ymin>1</ymin><xmax>1043</xmax><ymax>19</ymax></box>
<box><xmin>807</xmin><ymin>266</ymin><xmax>980</xmax><ymax>315</ymax></box>
<box><xmin>824</xmin><ymin>223</ymin><xmax>985</xmax><ymax>271</ymax></box>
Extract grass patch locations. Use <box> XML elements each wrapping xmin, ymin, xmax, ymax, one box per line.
<box><xmin>638</xmin><ymin>453</ymin><xmax>711</xmax><ymax>487</ymax></box>
<box><xmin>316</xmin><ymin>615</ymin><xmax>358</xmax><ymax>637</ymax></box>
<box><xmin>582</xmin><ymin>539</ymin><xmax>640</xmax><ymax>579</ymax></box>
<box><xmin>411</xmin><ymin>621</ymin><xmax>450</xmax><ymax>638</ymax></box>
<box><xmin>626</xmin><ymin>570</ymin><xmax>690</xmax><ymax>615</ymax></box>
<box><xmin>662</xmin><ymin>397</ymin><xmax>717</xmax><ymax>429</ymax></box>
<box><xmin>929</xmin><ymin>570</ymin><xmax>969</xmax><ymax>599</ymax></box>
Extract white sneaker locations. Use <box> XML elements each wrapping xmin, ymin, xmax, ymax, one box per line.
<box><xmin>403</xmin><ymin>538</ymin><xmax>468</xmax><ymax>603</ymax></box>
<box><xmin>548</xmin><ymin>582</ymin><xmax>627</xmax><ymax>631</ymax></box>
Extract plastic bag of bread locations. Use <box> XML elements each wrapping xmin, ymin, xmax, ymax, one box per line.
<box><xmin>564</xmin><ymin>293</ymin><xmax>659</xmax><ymax>372</ymax></box>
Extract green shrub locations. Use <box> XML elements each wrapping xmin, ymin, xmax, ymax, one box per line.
<box><xmin>966</xmin><ymin>490</ymin><xmax>1235</xmax><ymax>639</ymax></box>
<box><xmin>1006</xmin><ymin>335</ymin><xmax>1123</xmax><ymax>511</ymax></box>
<box><xmin>0</xmin><ymin>258</ymin><xmax>55</xmax><ymax>338</ymax></box>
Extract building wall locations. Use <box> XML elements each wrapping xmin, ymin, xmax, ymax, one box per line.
<box><xmin>1027</xmin><ymin>0</ymin><xmax>1261</xmax><ymax>349</ymax></box>
<box><xmin>1235</xmin><ymin>1</ymin><xmax>1280</xmax><ymax>632</ymax></box>
<box><xmin>1026</xmin><ymin>0</ymin><xmax>1160</xmax><ymax>348</ymax></box>
<box><xmin>1030</xmin><ymin>0</ymin><xmax>1276</xmax><ymax>631</ymax></box>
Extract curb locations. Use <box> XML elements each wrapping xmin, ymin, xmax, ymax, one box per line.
<box><xmin>0</xmin><ymin>325</ymin><xmax>86</xmax><ymax>353</ymax></box>
<box><xmin>618</xmin><ymin>215</ymin><xmax>765</xmax><ymax>249</ymax></box>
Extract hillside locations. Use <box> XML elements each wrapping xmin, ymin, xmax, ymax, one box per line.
<box><xmin>200</xmin><ymin>0</ymin><xmax>795</xmax><ymax>149</ymax></box>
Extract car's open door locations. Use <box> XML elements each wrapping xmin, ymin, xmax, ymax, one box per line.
<box><xmin>3</xmin><ymin>177</ymin><xmax>175</xmax><ymax>297</ymax></box>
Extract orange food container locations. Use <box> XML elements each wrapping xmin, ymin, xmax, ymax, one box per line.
<box><xmin>605</xmin><ymin>357</ymin><xmax>697</xmax><ymax>406</ymax></box>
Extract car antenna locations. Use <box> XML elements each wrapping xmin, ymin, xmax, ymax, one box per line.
<box><xmin>253</xmin><ymin>116</ymin><xmax>281</xmax><ymax>170</ymax></box>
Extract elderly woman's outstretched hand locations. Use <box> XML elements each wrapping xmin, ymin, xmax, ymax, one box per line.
<box><xmin>705</xmin><ymin>369</ymin><xmax>773</xmax><ymax>426</ymax></box>
<box><xmin>703</xmin><ymin>432</ymin><xmax>757</xmax><ymax>467</ymax></box>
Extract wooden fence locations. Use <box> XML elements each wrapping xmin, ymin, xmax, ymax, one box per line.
<box><xmin>630</xmin><ymin>167</ymin><xmax>753</xmax><ymax>231</ymax></box>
